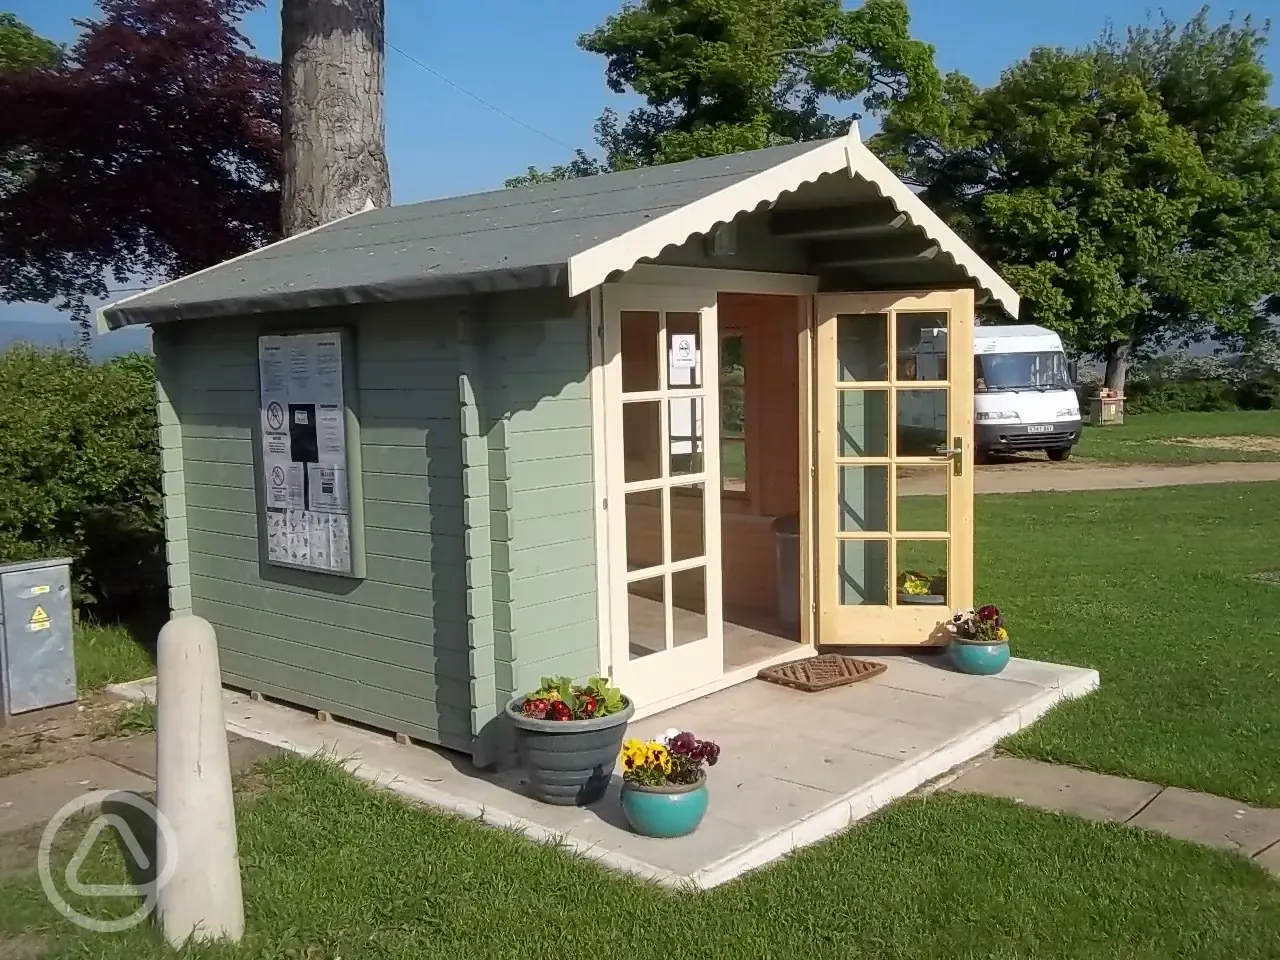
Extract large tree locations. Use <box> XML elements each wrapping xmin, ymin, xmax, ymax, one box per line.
<box><xmin>281</xmin><ymin>0</ymin><xmax>390</xmax><ymax>235</ymax></box>
<box><xmin>0</xmin><ymin>13</ymin><xmax>59</xmax><ymax>72</ymax></box>
<box><xmin>0</xmin><ymin>0</ymin><xmax>280</xmax><ymax>328</ymax></box>
<box><xmin>874</xmin><ymin>9</ymin><xmax>1280</xmax><ymax>391</ymax></box>
<box><xmin>507</xmin><ymin>0</ymin><xmax>940</xmax><ymax>186</ymax></box>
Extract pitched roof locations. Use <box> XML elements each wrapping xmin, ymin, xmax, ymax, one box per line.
<box><xmin>100</xmin><ymin>129</ymin><xmax>1018</xmax><ymax>328</ymax></box>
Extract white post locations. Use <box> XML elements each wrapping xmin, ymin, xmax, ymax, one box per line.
<box><xmin>155</xmin><ymin>615</ymin><xmax>244</xmax><ymax>944</ymax></box>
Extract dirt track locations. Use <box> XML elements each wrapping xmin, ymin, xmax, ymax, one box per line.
<box><xmin>898</xmin><ymin>460</ymin><xmax>1280</xmax><ymax>496</ymax></box>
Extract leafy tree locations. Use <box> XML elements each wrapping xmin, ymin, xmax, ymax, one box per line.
<box><xmin>281</xmin><ymin>0</ymin><xmax>389</xmax><ymax>234</ymax></box>
<box><xmin>0</xmin><ymin>346</ymin><xmax>164</xmax><ymax>611</ymax></box>
<box><xmin>0</xmin><ymin>0</ymin><xmax>280</xmax><ymax>329</ymax></box>
<box><xmin>875</xmin><ymin>8</ymin><xmax>1280</xmax><ymax>392</ymax></box>
<box><xmin>0</xmin><ymin>13</ymin><xmax>59</xmax><ymax>72</ymax></box>
<box><xmin>507</xmin><ymin>0</ymin><xmax>939</xmax><ymax>187</ymax></box>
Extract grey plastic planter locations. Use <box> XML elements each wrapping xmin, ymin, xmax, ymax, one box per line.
<box><xmin>505</xmin><ymin>697</ymin><xmax>635</xmax><ymax>806</ymax></box>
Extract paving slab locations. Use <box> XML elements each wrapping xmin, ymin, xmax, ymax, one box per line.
<box><xmin>945</xmin><ymin>756</ymin><xmax>1162</xmax><ymax>823</ymax></box>
<box><xmin>110</xmin><ymin>655</ymin><xmax>1100</xmax><ymax>889</ymax></box>
<box><xmin>88</xmin><ymin>732</ymin><xmax>281</xmax><ymax>780</ymax></box>
<box><xmin>0</xmin><ymin>756</ymin><xmax>154</xmax><ymax>834</ymax></box>
<box><xmin>1127</xmin><ymin>786</ymin><xmax>1280</xmax><ymax>856</ymax></box>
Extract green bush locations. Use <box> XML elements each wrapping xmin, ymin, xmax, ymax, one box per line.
<box><xmin>1124</xmin><ymin>377</ymin><xmax>1280</xmax><ymax>414</ymax></box>
<box><xmin>0</xmin><ymin>345</ymin><xmax>163</xmax><ymax>611</ymax></box>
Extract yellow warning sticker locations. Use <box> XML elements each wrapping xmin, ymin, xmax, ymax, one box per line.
<box><xmin>29</xmin><ymin>605</ymin><xmax>50</xmax><ymax>631</ymax></box>
<box><xmin>30</xmin><ymin>584</ymin><xmax>49</xmax><ymax>596</ymax></box>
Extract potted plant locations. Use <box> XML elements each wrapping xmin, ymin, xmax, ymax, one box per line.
<box><xmin>898</xmin><ymin>569</ymin><xmax>946</xmax><ymax>605</ymax></box>
<box><xmin>945</xmin><ymin>605</ymin><xmax>1010</xmax><ymax>675</ymax></box>
<box><xmin>618</xmin><ymin>729</ymin><xmax>720</xmax><ymax>838</ymax></box>
<box><xmin>505</xmin><ymin>676</ymin><xmax>632</xmax><ymax>806</ymax></box>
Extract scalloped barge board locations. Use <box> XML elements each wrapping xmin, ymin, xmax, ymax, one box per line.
<box><xmin>109</xmin><ymin>657</ymin><xmax>1099</xmax><ymax>890</ymax></box>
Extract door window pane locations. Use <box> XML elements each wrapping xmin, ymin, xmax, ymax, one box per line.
<box><xmin>895</xmin><ymin>312</ymin><xmax>949</xmax><ymax>382</ymax></box>
<box><xmin>668</xmin><ymin>397</ymin><xmax>704</xmax><ymax>476</ymax></box>
<box><xmin>667</xmin><ymin>312</ymin><xmax>703</xmax><ymax>389</ymax></box>
<box><xmin>623</xmin><ymin>400</ymin><xmax>662</xmax><ymax>482</ymax></box>
<box><xmin>669</xmin><ymin>483</ymin><xmax>706</xmax><ymax>562</ymax></box>
<box><xmin>672</xmin><ymin>567</ymin><xmax>708</xmax><ymax>647</ymax></box>
<box><xmin>896</xmin><ymin>540</ymin><xmax>948</xmax><ymax>606</ymax></box>
<box><xmin>624</xmin><ymin>489</ymin><xmax>662</xmax><ymax>572</ymax></box>
<box><xmin>836</xmin><ymin>313</ymin><xmax>888</xmax><ymax>381</ymax></box>
<box><xmin>895</xmin><ymin>467</ymin><xmax>947</xmax><ymax>531</ymax></box>
<box><xmin>838</xmin><ymin>465</ymin><xmax>889</xmax><ymax>532</ymax></box>
<box><xmin>896</xmin><ymin>389</ymin><xmax>948</xmax><ymax>457</ymax></box>
<box><xmin>837</xmin><ymin>389</ymin><xmax>889</xmax><ymax>457</ymax></box>
<box><xmin>628</xmin><ymin>576</ymin><xmax>666</xmax><ymax>659</ymax></box>
<box><xmin>838</xmin><ymin>539</ymin><xmax>889</xmax><ymax>606</ymax></box>
<box><xmin>621</xmin><ymin>311</ymin><xmax>660</xmax><ymax>392</ymax></box>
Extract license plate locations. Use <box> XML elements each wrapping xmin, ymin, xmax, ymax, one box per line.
<box><xmin>1026</xmin><ymin>424</ymin><xmax>1053</xmax><ymax>434</ymax></box>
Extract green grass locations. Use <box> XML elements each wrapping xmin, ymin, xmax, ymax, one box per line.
<box><xmin>2</xmin><ymin>755</ymin><xmax>1276</xmax><ymax>960</ymax></box>
<box><xmin>967</xmin><ymin>482</ymin><xmax>1280</xmax><ymax>804</ymax></box>
<box><xmin>74</xmin><ymin>621</ymin><xmax>154</xmax><ymax>692</ymax></box>
<box><xmin>1075</xmin><ymin>410</ymin><xmax>1280</xmax><ymax>463</ymax></box>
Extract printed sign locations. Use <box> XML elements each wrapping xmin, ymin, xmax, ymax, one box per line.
<box><xmin>670</xmin><ymin>333</ymin><xmax>698</xmax><ymax>369</ymax></box>
<box><xmin>29</xmin><ymin>605</ymin><xmax>50</xmax><ymax>631</ymax></box>
<box><xmin>258</xmin><ymin>332</ymin><xmax>353</xmax><ymax>575</ymax></box>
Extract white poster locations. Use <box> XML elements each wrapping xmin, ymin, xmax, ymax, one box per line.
<box><xmin>259</xmin><ymin>332</ymin><xmax>354</xmax><ymax>574</ymax></box>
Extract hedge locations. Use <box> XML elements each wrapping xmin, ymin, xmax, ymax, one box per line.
<box><xmin>0</xmin><ymin>345</ymin><xmax>164</xmax><ymax>611</ymax></box>
<box><xmin>1123</xmin><ymin>377</ymin><xmax>1280</xmax><ymax>415</ymax></box>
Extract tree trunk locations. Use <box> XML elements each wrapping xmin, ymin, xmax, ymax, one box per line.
<box><xmin>281</xmin><ymin>0</ymin><xmax>391</xmax><ymax>236</ymax></box>
<box><xmin>1103</xmin><ymin>340</ymin><xmax>1130</xmax><ymax>394</ymax></box>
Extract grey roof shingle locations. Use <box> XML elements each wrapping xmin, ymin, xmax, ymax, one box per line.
<box><xmin>102</xmin><ymin>140</ymin><xmax>832</xmax><ymax>328</ymax></box>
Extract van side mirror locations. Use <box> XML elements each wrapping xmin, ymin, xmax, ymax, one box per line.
<box><xmin>1067</xmin><ymin>360</ymin><xmax>1079</xmax><ymax>384</ymax></box>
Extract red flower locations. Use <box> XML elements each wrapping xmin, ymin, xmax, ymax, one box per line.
<box><xmin>976</xmin><ymin>605</ymin><xmax>1000</xmax><ymax>622</ymax></box>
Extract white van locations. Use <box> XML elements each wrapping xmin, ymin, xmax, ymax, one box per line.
<box><xmin>973</xmin><ymin>325</ymin><xmax>1080</xmax><ymax>461</ymax></box>
<box><xmin>897</xmin><ymin>323</ymin><xmax>1081</xmax><ymax>462</ymax></box>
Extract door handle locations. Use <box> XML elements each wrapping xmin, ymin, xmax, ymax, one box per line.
<box><xmin>935</xmin><ymin>437</ymin><xmax>963</xmax><ymax>476</ymax></box>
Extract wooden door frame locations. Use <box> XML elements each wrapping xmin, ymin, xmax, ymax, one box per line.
<box><xmin>808</xmin><ymin>288</ymin><xmax>976</xmax><ymax>647</ymax></box>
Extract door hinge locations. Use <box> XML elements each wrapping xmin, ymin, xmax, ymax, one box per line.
<box><xmin>602</xmin><ymin>496</ymin><xmax>609</xmax><ymax>510</ymax></box>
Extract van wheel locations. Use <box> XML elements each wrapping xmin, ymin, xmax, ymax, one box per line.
<box><xmin>1046</xmin><ymin>447</ymin><xmax>1072</xmax><ymax>462</ymax></box>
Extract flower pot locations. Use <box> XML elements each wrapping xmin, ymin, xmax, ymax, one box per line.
<box><xmin>948</xmin><ymin>639</ymin><xmax>1010</xmax><ymax>675</ymax></box>
<box><xmin>897</xmin><ymin>592</ymin><xmax>946</xmax><ymax>605</ymax></box>
<box><xmin>505</xmin><ymin>697</ymin><xmax>634</xmax><ymax>806</ymax></box>
<box><xmin>620</xmin><ymin>773</ymin><xmax>708</xmax><ymax>838</ymax></box>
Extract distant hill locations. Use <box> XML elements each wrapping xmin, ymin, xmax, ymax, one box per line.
<box><xmin>0</xmin><ymin>320</ymin><xmax>151</xmax><ymax>360</ymax></box>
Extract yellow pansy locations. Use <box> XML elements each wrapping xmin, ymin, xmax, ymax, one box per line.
<box><xmin>996</xmin><ymin>627</ymin><xmax>1009</xmax><ymax>642</ymax></box>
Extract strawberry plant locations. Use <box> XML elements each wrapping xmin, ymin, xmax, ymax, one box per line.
<box><xmin>518</xmin><ymin>675</ymin><xmax>625</xmax><ymax>721</ymax></box>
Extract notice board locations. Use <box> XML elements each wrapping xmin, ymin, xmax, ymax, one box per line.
<box><xmin>257</xmin><ymin>331</ymin><xmax>364</xmax><ymax>576</ymax></box>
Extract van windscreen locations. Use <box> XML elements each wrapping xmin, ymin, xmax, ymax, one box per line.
<box><xmin>974</xmin><ymin>352</ymin><xmax>1071</xmax><ymax>392</ymax></box>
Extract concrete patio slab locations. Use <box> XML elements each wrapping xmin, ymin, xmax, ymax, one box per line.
<box><xmin>945</xmin><ymin>756</ymin><xmax>1162</xmax><ymax>823</ymax></box>
<box><xmin>1254</xmin><ymin>841</ymin><xmax>1280</xmax><ymax>876</ymax></box>
<box><xmin>109</xmin><ymin>654</ymin><xmax>1098</xmax><ymax>889</ymax></box>
<box><xmin>1127</xmin><ymin>786</ymin><xmax>1280</xmax><ymax>857</ymax></box>
<box><xmin>0</xmin><ymin>756</ymin><xmax>154</xmax><ymax>833</ymax></box>
<box><xmin>88</xmin><ymin>733</ymin><xmax>283</xmax><ymax>781</ymax></box>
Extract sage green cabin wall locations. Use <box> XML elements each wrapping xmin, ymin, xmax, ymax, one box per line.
<box><xmin>152</xmin><ymin>289</ymin><xmax>601</xmax><ymax>761</ymax></box>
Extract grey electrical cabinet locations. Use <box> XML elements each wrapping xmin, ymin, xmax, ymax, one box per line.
<box><xmin>0</xmin><ymin>558</ymin><xmax>76</xmax><ymax>724</ymax></box>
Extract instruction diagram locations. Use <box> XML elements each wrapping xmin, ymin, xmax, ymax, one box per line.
<box><xmin>258</xmin><ymin>332</ymin><xmax>353</xmax><ymax>574</ymax></box>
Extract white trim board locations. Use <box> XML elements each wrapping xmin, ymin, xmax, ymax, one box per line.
<box><xmin>568</xmin><ymin>125</ymin><xmax>1019</xmax><ymax>319</ymax></box>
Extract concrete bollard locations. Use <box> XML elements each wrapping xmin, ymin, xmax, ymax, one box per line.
<box><xmin>155</xmin><ymin>615</ymin><xmax>244</xmax><ymax>945</ymax></box>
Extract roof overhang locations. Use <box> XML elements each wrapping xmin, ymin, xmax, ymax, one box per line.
<box><xmin>567</xmin><ymin>125</ymin><xmax>1019</xmax><ymax>319</ymax></box>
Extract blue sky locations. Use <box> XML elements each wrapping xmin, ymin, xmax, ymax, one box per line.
<box><xmin>3</xmin><ymin>0</ymin><xmax>1277</xmax><ymax>339</ymax></box>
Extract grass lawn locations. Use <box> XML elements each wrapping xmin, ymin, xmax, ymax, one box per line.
<box><xmin>74</xmin><ymin>621</ymin><xmax>154</xmax><ymax>692</ymax></box>
<box><xmin>2</xmin><ymin>755</ymin><xmax>1276</xmax><ymax>960</ymax></box>
<box><xmin>969</xmin><ymin>482</ymin><xmax>1280</xmax><ymax>805</ymax></box>
<box><xmin>1075</xmin><ymin>410</ymin><xmax>1280</xmax><ymax>463</ymax></box>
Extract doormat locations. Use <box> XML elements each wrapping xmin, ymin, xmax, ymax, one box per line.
<box><xmin>757</xmin><ymin>654</ymin><xmax>886</xmax><ymax>693</ymax></box>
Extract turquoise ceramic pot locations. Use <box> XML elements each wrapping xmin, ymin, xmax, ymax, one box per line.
<box><xmin>620</xmin><ymin>776</ymin><xmax>708</xmax><ymax>838</ymax></box>
<box><xmin>949</xmin><ymin>639</ymin><xmax>1010</xmax><ymax>676</ymax></box>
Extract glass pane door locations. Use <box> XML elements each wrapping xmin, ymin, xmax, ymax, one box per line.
<box><xmin>603</xmin><ymin>286</ymin><xmax>723</xmax><ymax>710</ymax></box>
<box><xmin>814</xmin><ymin>291</ymin><xmax>975</xmax><ymax>646</ymax></box>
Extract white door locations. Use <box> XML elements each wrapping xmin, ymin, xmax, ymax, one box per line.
<box><xmin>601</xmin><ymin>283</ymin><xmax>724</xmax><ymax>709</ymax></box>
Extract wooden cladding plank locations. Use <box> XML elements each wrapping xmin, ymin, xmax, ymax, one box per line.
<box><xmin>497</xmin><ymin>482</ymin><xmax>594</xmax><ymax>521</ymax></box>
<box><xmin>200</xmin><ymin>600</ymin><xmax>478</xmax><ymax>685</ymax></box>
<box><xmin>493</xmin><ymin>590</ymin><xmax>595</xmax><ymax>635</ymax></box>
<box><xmin>496</xmin><ymin>647</ymin><xmax>598</xmax><ymax>699</ymax></box>
<box><xmin>506</xmin><ymin>426</ymin><xmax>592</xmax><ymax>463</ymax></box>
<box><xmin>491</xmin><ymin>563</ymin><xmax>595</xmax><ymax>609</ymax></box>
<box><xmin>491</xmin><ymin>510</ymin><xmax>594</xmax><ymax>546</ymax></box>
<box><xmin>220</xmin><ymin>648</ymin><xmax>471</xmax><ymax>736</ymax></box>
<box><xmin>187</xmin><ymin>550</ymin><xmax>462</xmax><ymax>616</ymax></box>
<box><xmin>494</xmin><ymin>618</ymin><xmax>596</xmax><ymax>664</ymax></box>
<box><xmin>492</xmin><ymin>538</ymin><xmax>597</xmax><ymax>577</ymax></box>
